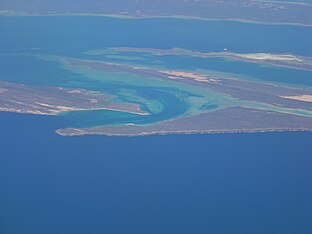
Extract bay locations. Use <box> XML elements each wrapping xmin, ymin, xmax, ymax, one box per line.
<box><xmin>0</xmin><ymin>112</ymin><xmax>312</xmax><ymax>233</ymax></box>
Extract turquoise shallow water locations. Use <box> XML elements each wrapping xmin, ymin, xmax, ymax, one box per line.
<box><xmin>84</xmin><ymin>52</ymin><xmax>312</xmax><ymax>87</ymax></box>
<box><xmin>0</xmin><ymin>53</ymin><xmax>224</xmax><ymax>127</ymax></box>
<box><xmin>0</xmin><ymin>16</ymin><xmax>311</xmax><ymax>127</ymax></box>
<box><xmin>61</xmin><ymin>88</ymin><xmax>190</xmax><ymax>128</ymax></box>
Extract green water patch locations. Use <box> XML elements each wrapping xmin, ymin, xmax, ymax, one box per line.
<box><xmin>61</xmin><ymin>96</ymin><xmax>312</xmax><ymax>129</ymax></box>
<box><xmin>83</xmin><ymin>50</ymin><xmax>312</xmax><ymax>88</ymax></box>
<box><xmin>56</xmin><ymin>56</ymin><xmax>236</xmax><ymax>110</ymax></box>
<box><xmin>10</xmin><ymin>54</ymin><xmax>226</xmax><ymax>126</ymax></box>
<box><xmin>241</xmin><ymin>101</ymin><xmax>312</xmax><ymax>117</ymax></box>
<box><xmin>45</xmin><ymin>56</ymin><xmax>237</xmax><ymax>127</ymax></box>
<box><xmin>115</xmin><ymin>89</ymin><xmax>164</xmax><ymax>114</ymax></box>
<box><xmin>60</xmin><ymin>88</ymin><xmax>193</xmax><ymax>128</ymax></box>
<box><xmin>1</xmin><ymin>15</ymin><xmax>312</xmax><ymax>130</ymax></box>
<box><xmin>2</xmin><ymin>53</ymin><xmax>311</xmax><ymax>130</ymax></box>
<box><xmin>51</xmin><ymin>55</ymin><xmax>312</xmax><ymax>120</ymax></box>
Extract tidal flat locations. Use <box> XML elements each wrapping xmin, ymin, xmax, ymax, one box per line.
<box><xmin>0</xmin><ymin>16</ymin><xmax>311</xmax><ymax>136</ymax></box>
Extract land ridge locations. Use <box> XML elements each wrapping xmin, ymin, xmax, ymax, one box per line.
<box><xmin>1</xmin><ymin>0</ymin><xmax>312</xmax><ymax>26</ymax></box>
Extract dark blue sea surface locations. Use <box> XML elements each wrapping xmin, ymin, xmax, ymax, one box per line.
<box><xmin>1</xmin><ymin>16</ymin><xmax>311</xmax><ymax>56</ymax></box>
<box><xmin>1</xmin><ymin>112</ymin><xmax>312</xmax><ymax>234</ymax></box>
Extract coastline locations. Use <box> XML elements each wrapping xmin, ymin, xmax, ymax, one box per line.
<box><xmin>0</xmin><ymin>11</ymin><xmax>311</xmax><ymax>27</ymax></box>
<box><xmin>55</xmin><ymin>127</ymin><xmax>312</xmax><ymax>137</ymax></box>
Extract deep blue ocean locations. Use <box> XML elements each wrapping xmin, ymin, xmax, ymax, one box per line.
<box><xmin>1</xmin><ymin>16</ymin><xmax>312</xmax><ymax>233</ymax></box>
<box><xmin>1</xmin><ymin>16</ymin><xmax>311</xmax><ymax>55</ymax></box>
<box><xmin>1</xmin><ymin>112</ymin><xmax>312</xmax><ymax>234</ymax></box>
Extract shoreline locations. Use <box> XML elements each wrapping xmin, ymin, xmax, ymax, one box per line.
<box><xmin>0</xmin><ymin>11</ymin><xmax>311</xmax><ymax>27</ymax></box>
<box><xmin>55</xmin><ymin>127</ymin><xmax>312</xmax><ymax>137</ymax></box>
<box><xmin>0</xmin><ymin>107</ymin><xmax>149</xmax><ymax>117</ymax></box>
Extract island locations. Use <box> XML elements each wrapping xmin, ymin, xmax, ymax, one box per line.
<box><xmin>1</xmin><ymin>0</ymin><xmax>312</xmax><ymax>26</ymax></box>
<box><xmin>0</xmin><ymin>13</ymin><xmax>311</xmax><ymax>136</ymax></box>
